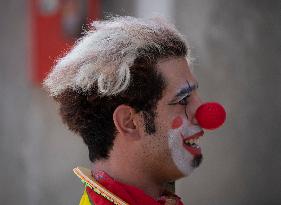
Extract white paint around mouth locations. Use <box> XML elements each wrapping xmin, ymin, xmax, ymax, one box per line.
<box><xmin>168</xmin><ymin>129</ymin><xmax>194</xmax><ymax>176</ymax></box>
<box><xmin>167</xmin><ymin>118</ymin><xmax>202</xmax><ymax>176</ymax></box>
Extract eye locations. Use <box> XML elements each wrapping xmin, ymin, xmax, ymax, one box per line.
<box><xmin>178</xmin><ymin>95</ymin><xmax>190</xmax><ymax>105</ymax></box>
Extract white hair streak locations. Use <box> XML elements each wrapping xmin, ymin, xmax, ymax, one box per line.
<box><xmin>43</xmin><ymin>16</ymin><xmax>187</xmax><ymax>97</ymax></box>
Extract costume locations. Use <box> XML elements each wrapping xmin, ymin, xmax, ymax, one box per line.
<box><xmin>74</xmin><ymin>167</ymin><xmax>184</xmax><ymax>205</ymax></box>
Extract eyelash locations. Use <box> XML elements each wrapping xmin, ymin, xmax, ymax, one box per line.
<box><xmin>178</xmin><ymin>95</ymin><xmax>191</xmax><ymax>105</ymax></box>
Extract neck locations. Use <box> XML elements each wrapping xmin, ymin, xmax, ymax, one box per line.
<box><xmin>91</xmin><ymin>159</ymin><xmax>168</xmax><ymax>199</ymax></box>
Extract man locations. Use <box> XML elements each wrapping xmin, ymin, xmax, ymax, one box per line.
<box><xmin>44</xmin><ymin>16</ymin><xmax>224</xmax><ymax>205</ymax></box>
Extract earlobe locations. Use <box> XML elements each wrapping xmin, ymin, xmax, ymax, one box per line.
<box><xmin>113</xmin><ymin>105</ymin><xmax>138</xmax><ymax>138</ymax></box>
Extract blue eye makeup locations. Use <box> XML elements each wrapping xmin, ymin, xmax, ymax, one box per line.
<box><xmin>168</xmin><ymin>81</ymin><xmax>198</xmax><ymax>106</ymax></box>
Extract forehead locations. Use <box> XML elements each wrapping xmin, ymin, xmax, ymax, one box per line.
<box><xmin>156</xmin><ymin>57</ymin><xmax>197</xmax><ymax>94</ymax></box>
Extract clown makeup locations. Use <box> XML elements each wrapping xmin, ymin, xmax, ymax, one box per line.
<box><xmin>148</xmin><ymin>57</ymin><xmax>204</xmax><ymax>179</ymax></box>
<box><xmin>168</xmin><ymin>82</ymin><xmax>199</xmax><ymax>106</ymax></box>
<box><xmin>168</xmin><ymin>115</ymin><xmax>204</xmax><ymax>176</ymax></box>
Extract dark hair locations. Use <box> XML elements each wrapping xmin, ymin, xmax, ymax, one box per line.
<box><xmin>55</xmin><ymin>37</ymin><xmax>187</xmax><ymax>162</ymax></box>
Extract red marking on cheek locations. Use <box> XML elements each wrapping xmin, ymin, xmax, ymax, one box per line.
<box><xmin>171</xmin><ymin>116</ymin><xmax>183</xmax><ymax>129</ymax></box>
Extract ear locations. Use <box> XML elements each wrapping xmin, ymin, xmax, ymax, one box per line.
<box><xmin>113</xmin><ymin>105</ymin><xmax>139</xmax><ymax>139</ymax></box>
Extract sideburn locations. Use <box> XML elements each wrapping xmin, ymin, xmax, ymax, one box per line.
<box><xmin>142</xmin><ymin>110</ymin><xmax>157</xmax><ymax>134</ymax></box>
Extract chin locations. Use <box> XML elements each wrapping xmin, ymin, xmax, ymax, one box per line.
<box><xmin>168</xmin><ymin>155</ymin><xmax>203</xmax><ymax>180</ymax></box>
<box><xmin>191</xmin><ymin>154</ymin><xmax>203</xmax><ymax>168</ymax></box>
<box><xmin>168</xmin><ymin>129</ymin><xmax>203</xmax><ymax>177</ymax></box>
<box><xmin>178</xmin><ymin>154</ymin><xmax>203</xmax><ymax>177</ymax></box>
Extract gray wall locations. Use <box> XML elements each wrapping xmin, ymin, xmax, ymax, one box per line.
<box><xmin>0</xmin><ymin>0</ymin><xmax>280</xmax><ymax>205</ymax></box>
<box><xmin>0</xmin><ymin>1</ymin><xmax>89</xmax><ymax>204</ymax></box>
<box><xmin>175</xmin><ymin>1</ymin><xmax>281</xmax><ymax>205</ymax></box>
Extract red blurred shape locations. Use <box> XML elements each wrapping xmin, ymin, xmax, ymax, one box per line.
<box><xmin>29</xmin><ymin>0</ymin><xmax>100</xmax><ymax>85</ymax></box>
<box><xmin>195</xmin><ymin>102</ymin><xmax>226</xmax><ymax>130</ymax></box>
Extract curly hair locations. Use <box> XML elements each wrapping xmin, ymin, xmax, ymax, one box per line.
<box><xmin>44</xmin><ymin>16</ymin><xmax>188</xmax><ymax>162</ymax></box>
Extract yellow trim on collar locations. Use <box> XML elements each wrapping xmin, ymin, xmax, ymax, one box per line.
<box><xmin>73</xmin><ymin>167</ymin><xmax>129</xmax><ymax>205</ymax></box>
<box><xmin>79</xmin><ymin>189</ymin><xmax>92</xmax><ymax>205</ymax></box>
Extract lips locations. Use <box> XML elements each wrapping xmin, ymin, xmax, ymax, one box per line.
<box><xmin>181</xmin><ymin>130</ymin><xmax>204</xmax><ymax>156</ymax></box>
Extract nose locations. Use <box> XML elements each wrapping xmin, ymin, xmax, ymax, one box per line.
<box><xmin>186</xmin><ymin>93</ymin><xmax>203</xmax><ymax>125</ymax></box>
<box><xmin>194</xmin><ymin>102</ymin><xmax>226</xmax><ymax>130</ymax></box>
<box><xmin>191</xmin><ymin>114</ymin><xmax>200</xmax><ymax>125</ymax></box>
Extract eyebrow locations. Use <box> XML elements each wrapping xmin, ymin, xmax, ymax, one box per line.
<box><xmin>169</xmin><ymin>81</ymin><xmax>199</xmax><ymax>104</ymax></box>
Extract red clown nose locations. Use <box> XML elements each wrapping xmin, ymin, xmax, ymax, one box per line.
<box><xmin>195</xmin><ymin>102</ymin><xmax>226</xmax><ymax>130</ymax></box>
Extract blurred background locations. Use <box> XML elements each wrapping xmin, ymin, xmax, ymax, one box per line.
<box><xmin>0</xmin><ymin>0</ymin><xmax>280</xmax><ymax>204</ymax></box>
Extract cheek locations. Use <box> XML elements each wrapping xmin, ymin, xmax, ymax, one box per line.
<box><xmin>168</xmin><ymin>131</ymin><xmax>194</xmax><ymax>176</ymax></box>
<box><xmin>171</xmin><ymin>116</ymin><xmax>183</xmax><ymax>129</ymax></box>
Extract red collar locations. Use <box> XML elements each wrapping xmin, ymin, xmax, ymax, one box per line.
<box><xmin>86</xmin><ymin>171</ymin><xmax>184</xmax><ymax>205</ymax></box>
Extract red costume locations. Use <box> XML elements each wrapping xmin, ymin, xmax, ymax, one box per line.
<box><xmin>75</xmin><ymin>167</ymin><xmax>184</xmax><ymax>205</ymax></box>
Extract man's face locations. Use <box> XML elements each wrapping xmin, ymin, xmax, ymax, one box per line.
<box><xmin>141</xmin><ymin>57</ymin><xmax>204</xmax><ymax>180</ymax></box>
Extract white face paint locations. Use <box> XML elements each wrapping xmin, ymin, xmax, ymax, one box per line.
<box><xmin>168</xmin><ymin>117</ymin><xmax>203</xmax><ymax>176</ymax></box>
